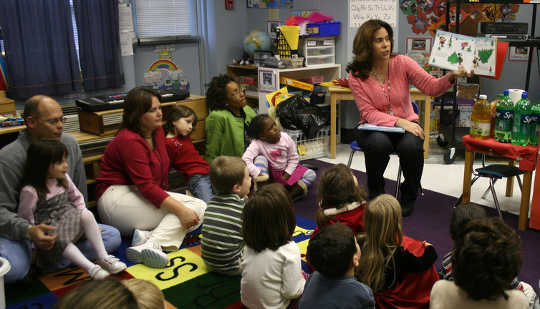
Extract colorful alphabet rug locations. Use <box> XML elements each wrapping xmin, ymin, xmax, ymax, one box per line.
<box><xmin>5</xmin><ymin>217</ymin><xmax>316</xmax><ymax>309</ymax></box>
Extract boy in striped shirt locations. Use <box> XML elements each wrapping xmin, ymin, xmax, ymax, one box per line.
<box><xmin>201</xmin><ymin>156</ymin><xmax>251</xmax><ymax>275</ymax></box>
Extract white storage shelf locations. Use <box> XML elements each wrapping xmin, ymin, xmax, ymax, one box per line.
<box><xmin>302</xmin><ymin>37</ymin><xmax>335</xmax><ymax>67</ymax></box>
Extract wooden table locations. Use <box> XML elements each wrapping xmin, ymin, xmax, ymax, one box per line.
<box><xmin>327</xmin><ymin>87</ymin><xmax>432</xmax><ymax>159</ymax></box>
<box><xmin>460</xmin><ymin>135</ymin><xmax>538</xmax><ymax>231</ymax></box>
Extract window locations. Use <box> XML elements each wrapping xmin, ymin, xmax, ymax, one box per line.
<box><xmin>69</xmin><ymin>0</ymin><xmax>80</xmax><ymax>64</ymax></box>
<box><xmin>135</xmin><ymin>0</ymin><xmax>193</xmax><ymax>39</ymax></box>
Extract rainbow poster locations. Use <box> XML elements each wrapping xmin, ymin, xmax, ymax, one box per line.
<box><xmin>147</xmin><ymin>59</ymin><xmax>178</xmax><ymax>72</ymax></box>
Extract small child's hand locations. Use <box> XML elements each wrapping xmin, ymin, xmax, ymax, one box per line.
<box><xmin>28</xmin><ymin>224</ymin><xmax>57</xmax><ymax>250</ymax></box>
<box><xmin>423</xmin><ymin>241</ymin><xmax>432</xmax><ymax>247</ymax></box>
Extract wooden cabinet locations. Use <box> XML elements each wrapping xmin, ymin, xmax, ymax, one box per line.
<box><xmin>78</xmin><ymin>95</ymin><xmax>207</xmax><ymax>142</ymax></box>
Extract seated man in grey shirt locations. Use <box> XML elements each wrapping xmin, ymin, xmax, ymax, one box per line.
<box><xmin>0</xmin><ymin>95</ymin><xmax>121</xmax><ymax>283</ymax></box>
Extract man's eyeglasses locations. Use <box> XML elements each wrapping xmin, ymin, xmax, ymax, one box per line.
<box><xmin>41</xmin><ymin>117</ymin><xmax>66</xmax><ymax>125</ymax></box>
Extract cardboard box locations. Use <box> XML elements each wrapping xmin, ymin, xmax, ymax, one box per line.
<box><xmin>0</xmin><ymin>97</ymin><xmax>16</xmax><ymax>116</ymax></box>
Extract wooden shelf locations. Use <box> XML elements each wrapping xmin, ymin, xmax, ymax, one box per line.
<box><xmin>0</xmin><ymin>125</ymin><xmax>26</xmax><ymax>136</ymax></box>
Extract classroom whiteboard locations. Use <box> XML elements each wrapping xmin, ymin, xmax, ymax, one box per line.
<box><xmin>349</xmin><ymin>0</ymin><xmax>398</xmax><ymax>50</ymax></box>
<box><xmin>349</xmin><ymin>0</ymin><xmax>397</xmax><ymax>29</ymax></box>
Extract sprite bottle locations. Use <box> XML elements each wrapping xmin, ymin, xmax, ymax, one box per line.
<box><xmin>530</xmin><ymin>99</ymin><xmax>540</xmax><ymax>146</ymax></box>
<box><xmin>512</xmin><ymin>91</ymin><xmax>532</xmax><ymax>146</ymax></box>
<box><xmin>494</xmin><ymin>90</ymin><xmax>513</xmax><ymax>143</ymax></box>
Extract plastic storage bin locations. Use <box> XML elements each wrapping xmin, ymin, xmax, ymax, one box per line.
<box><xmin>284</xmin><ymin>126</ymin><xmax>332</xmax><ymax>160</ymax></box>
<box><xmin>306</xmin><ymin>22</ymin><xmax>340</xmax><ymax>37</ymax></box>
<box><xmin>301</xmin><ymin>37</ymin><xmax>335</xmax><ymax>67</ymax></box>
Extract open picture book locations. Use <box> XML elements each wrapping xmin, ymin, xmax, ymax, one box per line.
<box><xmin>428</xmin><ymin>30</ymin><xmax>497</xmax><ymax>77</ymax></box>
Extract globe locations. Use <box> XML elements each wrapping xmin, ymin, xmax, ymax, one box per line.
<box><xmin>243</xmin><ymin>30</ymin><xmax>272</xmax><ymax>56</ymax></box>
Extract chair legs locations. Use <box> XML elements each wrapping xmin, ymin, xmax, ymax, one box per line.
<box><xmin>488</xmin><ymin>177</ymin><xmax>503</xmax><ymax>218</ymax></box>
<box><xmin>347</xmin><ymin>150</ymin><xmax>356</xmax><ymax>168</ymax></box>
<box><xmin>395</xmin><ymin>165</ymin><xmax>402</xmax><ymax>199</ymax></box>
<box><xmin>348</xmin><ymin>149</ymin><xmax>421</xmax><ymax>200</ymax></box>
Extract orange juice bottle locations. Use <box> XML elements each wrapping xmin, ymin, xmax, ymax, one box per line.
<box><xmin>470</xmin><ymin>94</ymin><xmax>491</xmax><ymax>139</ymax></box>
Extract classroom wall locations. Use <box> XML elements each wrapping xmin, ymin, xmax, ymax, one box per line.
<box><xmin>204</xmin><ymin>0</ymin><xmax>250</xmax><ymax>80</ymax></box>
<box><xmin>397</xmin><ymin>4</ymin><xmax>540</xmax><ymax>102</ymax></box>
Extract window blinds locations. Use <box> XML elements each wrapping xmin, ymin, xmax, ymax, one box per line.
<box><xmin>135</xmin><ymin>0</ymin><xmax>191</xmax><ymax>38</ymax></box>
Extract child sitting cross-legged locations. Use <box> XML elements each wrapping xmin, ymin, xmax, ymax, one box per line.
<box><xmin>241</xmin><ymin>183</ymin><xmax>305</xmax><ymax>308</ymax></box>
<box><xmin>242</xmin><ymin>114</ymin><xmax>316</xmax><ymax>201</ymax></box>
<box><xmin>300</xmin><ymin>223</ymin><xmax>375</xmax><ymax>309</ymax></box>
<box><xmin>201</xmin><ymin>156</ymin><xmax>251</xmax><ymax>275</ymax></box>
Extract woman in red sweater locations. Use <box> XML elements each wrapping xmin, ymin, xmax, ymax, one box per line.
<box><xmin>96</xmin><ymin>87</ymin><xmax>206</xmax><ymax>269</ymax></box>
<box><xmin>347</xmin><ymin>19</ymin><xmax>472</xmax><ymax>216</ymax></box>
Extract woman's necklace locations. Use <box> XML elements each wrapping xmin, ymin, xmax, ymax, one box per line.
<box><xmin>371</xmin><ymin>65</ymin><xmax>392</xmax><ymax>114</ymax></box>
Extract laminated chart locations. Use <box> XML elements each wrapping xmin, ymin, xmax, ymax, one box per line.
<box><xmin>429</xmin><ymin>30</ymin><xmax>497</xmax><ymax>76</ymax></box>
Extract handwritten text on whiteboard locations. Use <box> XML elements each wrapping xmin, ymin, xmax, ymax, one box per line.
<box><xmin>349</xmin><ymin>0</ymin><xmax>397</xmax><ymax>29</ymax></box>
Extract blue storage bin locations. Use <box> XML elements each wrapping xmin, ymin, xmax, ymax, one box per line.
<box><xmin>306</xmin><ymin>21</ymin><xmax>340</xmax><ymax>37</ymax></box>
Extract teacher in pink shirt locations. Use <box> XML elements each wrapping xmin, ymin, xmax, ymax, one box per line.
<box><xmin>347</xmin><ymin>19</ymin><xmax>472</xmax><ymax>216</ymax></box>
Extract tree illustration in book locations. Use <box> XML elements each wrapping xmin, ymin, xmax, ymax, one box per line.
<box><xmin>429</xmin><ymin>30</ymin><xmax>496</xmax><ymax>76</ymax></box>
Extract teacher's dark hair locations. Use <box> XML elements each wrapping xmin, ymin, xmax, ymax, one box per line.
<box><xmin>120</xmin><ymin>87</ymin><xmax>161</xmax><ymax>136</ymax></box>
<box><xmin>346</xmin><ymin>19</ymin><xmax>395</xmax><ymax>80</ymax></box>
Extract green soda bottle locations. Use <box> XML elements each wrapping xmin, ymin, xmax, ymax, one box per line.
<box><xmin>494</xmin><ymin>91</ymin><xmax>513</xmax><ymax>143</ymax></box>
<box><xmin>530</xmin><ymin>98</ymin><xmax>540</xmax><ymax>146</ymax></box>
<box><xmin>512</xmin><ymin>91</ymin><xmax>532</xmax><ymax>146</ymax></box>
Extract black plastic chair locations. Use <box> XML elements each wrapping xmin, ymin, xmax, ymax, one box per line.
<box><xmin>456</xmin><ymin>153</ymin><xmax>523</xmax><ymax>218</ymax></box>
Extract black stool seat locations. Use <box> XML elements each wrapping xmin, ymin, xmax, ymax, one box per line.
<box><xmin>475</xmin><ymin>164</ymin><xmax>525</xmax><ymax>179</ymax></box>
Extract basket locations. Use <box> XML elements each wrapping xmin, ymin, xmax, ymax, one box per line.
<box><xmin>281</xmin><ymin>57</ymin><xmax>304</xmax><ymax>68</ymax></box>
<box><xmin>284</xmin><ymin>126</ymin><xmax>330</xmax><ymax>160</ymax></box>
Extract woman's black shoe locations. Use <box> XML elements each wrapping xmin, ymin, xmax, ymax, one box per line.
<box><xmin>401</xmin><ymin>200</ymin><xmax>415</xmax><ymax>217</ymax></box>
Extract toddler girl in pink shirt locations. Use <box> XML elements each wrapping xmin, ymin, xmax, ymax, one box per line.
<box><xmin>242</xmin><ymin>115</ymin><xmax>316</xmax><ymax>200</ymax></box>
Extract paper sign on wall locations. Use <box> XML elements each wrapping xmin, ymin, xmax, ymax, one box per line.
<box><xmin>349</xmin><ymin>0</ymin><xmax>397</xmax><ymax>29</ymax></box>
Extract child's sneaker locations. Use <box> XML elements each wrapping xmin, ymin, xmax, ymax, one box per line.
<box><xmin>517</xmin><ymin>281</ymin><xmax>537</xmax><ymax>308</ymax></box>
<box><xmin>132</xmin><ymin>229</ymin><xmax>152</xmax><ymax>247</ymax></box>
<box><xmin>126</xmin><ymin>240</ymin><xmax>169</xmax><ymax>268</ymax></box>
<box><xmin>255</xmin><ymin>174</ymin><xmax>269</xmax><ymax>183</ymax></box>
<box><xmin>97</xmin><ymin>255</ymin><xmax>127</xmax><ymax>274</ymax></box>
<box><xmin>88</xmin><ymin>265</ymin><xmax>110</xmax><ymax>280</ymax></box>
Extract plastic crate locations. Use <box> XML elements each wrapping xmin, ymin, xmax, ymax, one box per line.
<box><xmin>283</xmin><ymin>126</ymin><xmax>330</xmax><ymax>160</ymax></box>
<box><xmin>306</xmin><ymin>22</ymin><xmax>340</xmax><ymax>37</ymax></box>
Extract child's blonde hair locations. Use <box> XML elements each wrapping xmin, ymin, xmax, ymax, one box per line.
<box><xmin>121</xmin><ymin>279</ymin><xmax>165</xmax><ymax>309</ymax></box>
<box><xmin>357</xmin><ymin>194</ymin><xmax>403</xmax><ymax>292</ymax></box>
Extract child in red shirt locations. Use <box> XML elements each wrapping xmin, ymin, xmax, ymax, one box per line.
<box><xmin>314</xmin><ymin>164</ymin><xmax>369</xmax><ymax>236</ymax></box>
<box><xmin>164</xmin><ymin>105</ymin><xmax>213</xmax><ymax>203</ymax></box>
